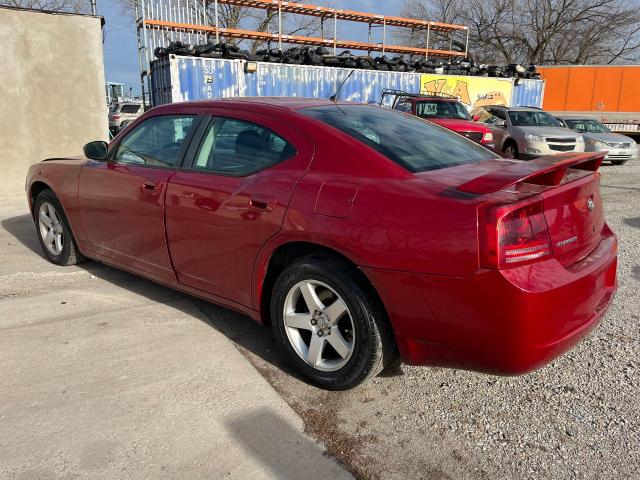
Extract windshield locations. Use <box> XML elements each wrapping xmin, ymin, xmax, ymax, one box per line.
<box><xmin>301</xmin><ymin>105</ymin><xmax>497</xmax><ymax>173</ymax></box>
<box><xmin>564</xmin><ymin>119</ymin><xmax>610</xmax><ymax>133</ymax></box>
<box><xmin>121</xmin><ymin>104</ymin><xmax>142</xmax><ymax>114</ymax></box>
<box><xmin>508</xmin><ymin>111</ymin><xmax>561</xmax><ymax>127</ymax></box>
<box><xmin>415</xmin><ymin>101</ymin><xmax>471</xmax><ymax>120</ymax></box>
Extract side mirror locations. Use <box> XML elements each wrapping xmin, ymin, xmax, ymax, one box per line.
<box><xmin>83</xmin><ymin>141</ymin><xmax>108</xmax><ymax>161</ymax></box>
<box><xmin>472</xmin><ymin>114</ymin><xmax>481</xmax><ymax>122</ymax></box>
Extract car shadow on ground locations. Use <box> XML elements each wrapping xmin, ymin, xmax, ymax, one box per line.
<box><xmin>1</xmin><ymin>213</ymin><xmax>309</xmax><ymax>387</ymax></box>
<box><xmin>623</xmin><ymin>216</ymin><xmax>640</xmax><ymax>229</ymax></box>
<box><xmin>600</xmin><ymin>183</ymin><xmax>640</xmax><ymax>193</ymax></box>
<box><xmin>224</xmin><ymin>408</ymin><xmax>348</xmax><ymax>479</ymax></box>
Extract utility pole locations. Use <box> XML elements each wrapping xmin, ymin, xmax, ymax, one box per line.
<box><xmin>90</xmin><ymin>0</ymin><xmax>97</xmax><ymax>15</ymax></box>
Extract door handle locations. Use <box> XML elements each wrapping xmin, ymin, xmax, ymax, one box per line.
<box><xmin>143</xmin><ymin>181</ymin><xmax>157</xmax><ymax>191</ymax></box>
<box><xmin>249</xmin><ymin>196</ymin><xmax>274</xmax><ymax>212</ymax></box>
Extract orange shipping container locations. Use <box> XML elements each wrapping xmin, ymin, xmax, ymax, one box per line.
<box><xmin>538</xmin><ymin>65</ymin><xmax>640</xmax><ymax>113</ymax></box>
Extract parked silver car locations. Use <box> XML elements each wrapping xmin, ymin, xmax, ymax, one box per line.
<box><xmin>471</xmin><ymin>106</ymin><xmax>584</xmax><ymax>160</ymax></box>
<box><xmin>108</xmin><ymin>102</ymin><xmax>144</xmax><ymax>134</ymax></box>
<box><xmin>556</xmin><ymin>116</ymin><xmax>638</xmax><ymax>165</ymax></box>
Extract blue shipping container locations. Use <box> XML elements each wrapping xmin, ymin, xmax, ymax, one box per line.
<box><xmin>150</xmin><ymin>56</ymin><xmax>544</xmax><ymax>109</ymax></box>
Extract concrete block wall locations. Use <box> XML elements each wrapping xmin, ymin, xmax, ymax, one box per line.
<box><xmin>0</xmin><ymin>7</ymin><xmax>108</xmax><ymax>193</ymax></box>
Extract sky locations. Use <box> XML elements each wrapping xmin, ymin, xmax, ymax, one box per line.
<box><xmin>101</xmin><ymin>0</ymin><xmax>405</xmax><ymax>94</ymax></box>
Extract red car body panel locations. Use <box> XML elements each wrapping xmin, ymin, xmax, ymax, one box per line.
<box><xmin>428</xmin><ymin>117</ymin><xmax>490</xmax><ymax>134</ymax></box>
<box><xmin>26</xmin><ymin>98</ymin><xmax>618</xmax><ymax>375</ymax></box>
<box><xmin>165</xmin><ymin>107</ymin><xmax>315</xmax><ymax>306</ymax></box>
<box><xmin>78</xmin><ymin>162</ymin><xmax>177</xmax><ymax>283</ymax></box>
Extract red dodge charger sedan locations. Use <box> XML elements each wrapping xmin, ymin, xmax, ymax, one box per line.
<box><xmin>26</xmin><ymin>98</ymin><xmax>617</xmax><ymax>390</ymax></box>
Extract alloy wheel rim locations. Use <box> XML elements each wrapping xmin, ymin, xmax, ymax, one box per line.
<box><xmin>283</xmin><ymin>280</ymin><xmax>355</xmax><ymax>372</ymax></box>
<box><xmin>505</xmin><ymin>146</ymin><xmax>516</xmax><ymax>158</ymax></box>
<box><xmin>38</xmin><ymin>202</ymin><xmax>64</xmax><ymax>256</ymax></box>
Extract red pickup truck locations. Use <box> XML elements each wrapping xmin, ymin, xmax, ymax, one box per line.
<box><xmin>384</xmin><ymin>90</ymin><xmax>495</xmax><ymax>150</ymax></box>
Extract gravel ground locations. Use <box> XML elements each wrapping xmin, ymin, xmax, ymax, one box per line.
<box><xmin>199</xmin><ymin>160</ymin><xmax>640</xmax><ymax>480</ymax></box>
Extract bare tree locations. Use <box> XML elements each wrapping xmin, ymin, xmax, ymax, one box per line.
<box><xmin>401</xmin><ymin>0</ymin><xmax>640</xmax><ymax>64</ymax></box>
<box><xmin>1</xmin><ymin>0</ymin><xmax>90</xmax><ymax>13</ymax></box>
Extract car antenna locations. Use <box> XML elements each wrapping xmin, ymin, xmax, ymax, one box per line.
<box><xmin>329</xmin><ymin>69</ymin><xmax>355</xmax><ymax>103</ymax></box>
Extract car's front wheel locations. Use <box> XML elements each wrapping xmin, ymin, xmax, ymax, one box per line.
<box><xmin>33</xmin><ymin>189</ymin><xmax>85</xmax><ymax>266</ymax></box>
<box><xmin>271</xmin><ymin>256</ymin><xmax>396</xmax><ymax>390</ymax></box>
<box><xmin>503</xmin><ymin>142</ymin><xmax>519</xmax><ymax>159</ymax></box>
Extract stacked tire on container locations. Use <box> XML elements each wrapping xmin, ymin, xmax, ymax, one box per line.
<box><xmin>154</xmin><ymin>41</ymin><xmax>541</xmax><ymax>79</ymax></box>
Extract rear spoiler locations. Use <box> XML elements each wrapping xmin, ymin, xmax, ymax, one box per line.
<box><xmin>457</xmin><ymin>153</ymin><xmax>604</xmax><ymax>194</ymax></box>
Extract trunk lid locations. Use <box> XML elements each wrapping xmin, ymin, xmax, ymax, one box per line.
<box><xmin>540</xmin><ymin>170</ymin><xmax>604</xmax><ymax>266</ymax></box>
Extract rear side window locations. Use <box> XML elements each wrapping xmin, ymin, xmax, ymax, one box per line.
<box><xmin>192</xmin><ymin>117</ymin><xmax>296</xmax><ymax>175</ymax></box>
<box><xmin>114</xmin><ymin>115</ymin><xmax>195</xmax><ymax>167</ymax></box>
<box><xmin>301</xmin><ymin>105</ymin><xmax>497</xmax><ymax>172</ymax></box>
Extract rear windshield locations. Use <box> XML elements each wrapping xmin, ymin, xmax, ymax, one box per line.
<box><xmin>416</xmin><ymin>101</ymin><xmax>471</xmax><ymax>120</ymax></box>
<box><xmin>301</xmin><ymin>105</ymin><xmax>497</xmax><ymax>172</ymax></box>
<box><xmin>121</xmin><ymin>104</ymin><xmax>141</xmax><ymax>113</ymax></box>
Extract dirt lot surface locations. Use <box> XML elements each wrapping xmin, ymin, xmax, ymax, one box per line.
<box><xmin>197</xmin><ymin>161</ymin><xmax>640</xmax><ymax>480</ymax></box>
<box><xmin>2</xmin><ymin>160</ymin><xmax>638</xmax><ymax>480</ymax></box>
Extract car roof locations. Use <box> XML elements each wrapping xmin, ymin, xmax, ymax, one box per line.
<box><xmin>408</xmin><ymin>96</ymin><xmax>458</xmax><ymax>101</ymax></box>
<box><xmin>157</xmin><ymin>97</ymin><xmax>351</xmax><ymax>111</ymax></box>
<box><xmin>555</xmin><ymin>115</ymin><xmax>600</xmax><ymax>121</ymax></box>
<box><xmin>483</xmin><ymin>105</ymin><xmax>545</xmax><ymax>112</ymax></box>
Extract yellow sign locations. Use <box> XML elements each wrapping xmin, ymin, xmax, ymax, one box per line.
<box><xmin>420</xmin><ymin>74</ymin><xmax>514</xmax><ymax>111</ymax></box>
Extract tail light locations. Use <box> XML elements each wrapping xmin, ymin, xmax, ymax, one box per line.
<box><xmin>480</xmin><ymin>195</ymin><xmax>552</xmax><ymax>269</ymax></box>
<box><xmin>112</xmin><ymin>114</ymin><xmax>121</xmax><ymax>119</ymax></box>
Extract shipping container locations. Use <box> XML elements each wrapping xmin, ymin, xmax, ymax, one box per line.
<box><xmin>150</xmin><ymin>56</ymin><xmax>544</xmax><ymax>111</ymax></box>
<box><xmin>537</xmin><ymin>65</ymin><xmax>640</xmax><ymax>136</ymax></box>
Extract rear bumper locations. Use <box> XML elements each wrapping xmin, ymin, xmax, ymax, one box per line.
<box><xmin>363</xmin><ymin>227</ymin><xmax>618</xmax><ymax>375</ymax></box>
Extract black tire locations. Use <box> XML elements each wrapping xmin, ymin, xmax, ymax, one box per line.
<box><xmin>33</xmin><ymin>189</ymin><xmax>86</xmax><ymax>266</ymax></box>
<box><xmin>611</xmin><ymin>160</ymin><xmax>627</xmax><ymax>165</ymax></box>
<box><xmin>271</xmin><ymin>255</ymin><xmax>396</xmax><ymax>390</ymax></box>
<box><xmin>502</xmin><ymin>141</ymin><xmax>519</xmax><ymax>159</ymax></box>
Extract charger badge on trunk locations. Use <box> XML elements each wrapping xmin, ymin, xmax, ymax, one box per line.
<box><xmin>587</xmin><ymin>198</ymin><xmax>595</xmax><ymax>212</ymax></box>
<box><xmin>557</xmin><ymin>236</ymin><xmax>578</xmax><ymax>247</ymax></box>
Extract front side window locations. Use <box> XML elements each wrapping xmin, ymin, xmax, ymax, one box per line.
<box><xmin>192</xmin><ymin>117</ymin><xmax>296</xmax><ymax>175</ymax></box>
<box><xmin>475</xmin><ymin>108</ymin><xmax>506</xmax><ymax>125</ymax></box>
<box><xmin>394</xmin><ymin>101</ymin><xmax>412</xmax><ymax>113</ymax></box>
<box><xmin>508</xmin><ymin>111</ymin><xmax>561</xmax><ymax>127</ymax></box>
<box><xmin>415</xmin><ymin>101</ymin><xmax>471</xmax><ymax>120</ymax></box>
<box><xmin>114</xmin><ymin>115</ymin><xmax>195</xmax><ymax>167</ymax></box>
<box><xmin>473</xmin><ymin>108</ymin><xmax>494</xmax><ymax>124</ymax></box>
<box><xmin>301</xmin><ymin>105</ymin><xmax>497</xmax><ymax>173</ymax></box>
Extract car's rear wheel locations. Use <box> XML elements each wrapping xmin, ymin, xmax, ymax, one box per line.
<box><xmin>271</xmin><ymin>256</ymin><xmax>395</xmax><ymax>390</ymax></box>
<box><xmin>611</xmin><ymin>160</ymin><xmax>627</xmax><ymax>165</ymax></box>
<box><xmin>33</xmin><ymin>189</ymin><xmax>85</xmax><ymax>266</ymax></box>
<box><xmin>503</xmin><ymin>142</ymin><xmax>519</xmax><ymax>159</ymax></box>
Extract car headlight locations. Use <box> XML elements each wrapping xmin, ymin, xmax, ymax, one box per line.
<box><xmin>586</xmin><ymin>139</ymin><xmax>608</xmax><ymax>148</ymax></box>
<box><xmin>483</xmin><ymin>131</ymin><xmax>493</xmax><ymax>142</ymax></box>
<box><xmin>524</xmin><ymin>133</ymin><xmax>543</xmax><ymax>142</ymax></box>
<box><xmin>576</xmin><ymin>135</ymin><xmax>584</xmax><ymax>143</ymax></box>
